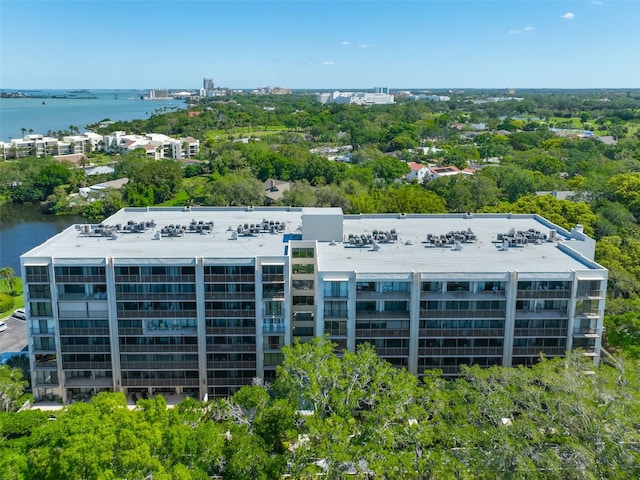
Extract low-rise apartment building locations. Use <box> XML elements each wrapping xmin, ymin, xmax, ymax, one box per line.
<box><xmin>21</xmin><ymin>207</ymin><xmax>606</xmax><ymax>403</ymax></box>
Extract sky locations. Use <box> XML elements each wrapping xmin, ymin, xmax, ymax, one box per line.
<box><xmin>1</xmin><ymin>0</ymin><xmax>639</xmax><ymax>90</ymax></box>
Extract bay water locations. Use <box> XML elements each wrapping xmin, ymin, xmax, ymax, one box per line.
<box><xmin>0</xmin><ymin>89</ymin><xmax>186</xmax><ymax>141</ymax></box>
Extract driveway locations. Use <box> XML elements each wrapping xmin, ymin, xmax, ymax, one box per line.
<box><xmin>0</xmin><ymin>315</ymin><xmax>28</xmax><ymax>356</ymax></box>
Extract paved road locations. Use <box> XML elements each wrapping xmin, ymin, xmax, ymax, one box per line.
<box><xmin>0</xmin><ymin>315</ymin><xmax>28</xmax><ymax>354</ymax></box>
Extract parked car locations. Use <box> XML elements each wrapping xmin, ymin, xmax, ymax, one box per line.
<box><xmin>10</xmin><ymin>308</ymin><xmax>26</xmax><ymax>320</ymax></box>
<box><xmin>0</xmin><ymin>321</ymin><xmax>7</xmax><ymax>332</ymax></box>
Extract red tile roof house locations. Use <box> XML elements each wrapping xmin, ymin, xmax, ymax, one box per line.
<box><xmin>406</xmin><ymin>162</ymin><xmax>429</xmax><ymax>182</ymax></box>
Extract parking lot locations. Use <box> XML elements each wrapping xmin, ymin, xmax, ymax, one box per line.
<box><xmin>0</xmin><ymin>315</ymin><xmax>28</xmax><ymax>355</ymax></box>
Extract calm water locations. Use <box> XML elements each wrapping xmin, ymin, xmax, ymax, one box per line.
<box><xmin>0</xmin><ymin>204</ymin><xmax>85</xmax><ymax>272</ymax></box>
<box><xmin>0</xmin><ymin>89</ymin><xmax>186</xmax><ymax>141</ymax></box>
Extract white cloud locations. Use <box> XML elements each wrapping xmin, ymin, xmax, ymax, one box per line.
<box><xmin>358</xmin><ymin>43</ymin><xmax>374</xmax><ymax>48</ymax></box>
<box><xmin>592</xmin><ymin>1</ymin><xmax>603</xmax><ymax>5</ymax></box>
<box><xmin>562</xmin><ymin>12</ymin><xmax>575</xmax><ymax>20</ymax></box>
<box><xmin>341</xmin><ymin>41</ymin><xmax>349</xmax><ymax>46</ymax></box>
<box><xmin>509</xmin><ymin>26</ymin><xmax>535</xmax><ymax>34</ymax></box>
<box><xmin>322</xmin><ymin>61</ymin><xmax>335</xmax><ymax>65</ymax></box>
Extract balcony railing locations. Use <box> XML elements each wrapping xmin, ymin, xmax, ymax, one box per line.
<box><xmin>116</xmin><ymin>292</ymin><xmax>196</xmax><ymax>301</ymax></box>
<box><xmin>418</xmin><ymin>347</ymin><xmax>504</xmax><ymax>356</ymax></box>
<box><xmin>34</xmin><ymin>360</ymin><xmax>58</xmax><ymax>369</ymax></box>
<box><xmin>357</xmin><ymin>290</ymin><xmax>410</xmax><ymax>299</ymax></box>
<box><xmin>122</xmin><ymin>378</ymin><xmax>200</xmax><ymax>387</ymax></box>
<box><xmin>62</xmin><ymin>361</ymin><xmax>112</xmax><ymax>370</ymax></box>
<box><xmin>115</xmin><ymin>274</ymin><xmax>195</xmax><ymax>283</ymax></box>
<box><xmin>355</xmin><ymin>310</ymin><xmax>410</xmax><ymax>320</ymax></box>
<box><xmin>420</xmin><ymin>310</ymin><xmax>506</xmax><ymax>319</ymax></box>
<box><xmin>204</xmin><ymin>292</ymin><xmax>255</xmax><ymax>301</ymax></box>
<box><xmin>26</xmin><ymin>274</ymin><xmax>50</xmax><ymax>283</ymax></box>
<box><xmin>120</xmin><ymin>361</ymin><xmax>199</xmax><ymax>370</ymax></box>
<box><xmin>205</xmin><ymin>309</ymin><xmax>255</xmax><ymax>318</ymax></box>
<box><xmin>27</xmin><ymin>292</ymin><xmax>51</xmax><ymax>300</ymax></box>
<box><xmin>371</xmin><ymin>347</ymin><xmax>409</xmax><ymax>357</ymax></box>
<box><xmin>418</xmin><ymin>328</ymin><xmax>504</xmax><ymax>337</ymax></box>
<box><xmin>205</xmin><ymin>344</ymin><xmax>256</xmax><ymax>352</ymax></box>
<box><xmin>60</xmin><ymin>345</ymin><xmax>111</xmax><ymax>353</ymax></box>
<box><xmin>55</xmin><ymin>274</ymin><xmax>106</xmax><ymax>283</ymax></box>
<box><xmin>262</xmin><ymin>324</ymin><xmax>285</xmax><ymax>334</ymax></box>
<box><xmin>517</xmin><ymin>289</ymin><xmax>571</xmax><ymax>299</ymax></box>
<box><xmin>262</xmin><ymin>274</ymin><xmax>285</xmax><ymax>283</ymax></box>
<box><xmin>119</xmin><ymin>344</ymin><xmax>199</xmax><ymax>353</ymax></box>
<box><xmin>207</xmin><ymin>361</ymin><xmax>256</xmax><ymax>369</ymax></box>
<box><xmin>513</xmin><ymin>328</ymin><xmax>567</xmax><ymax>337</ymax></box>
<box><xmin>206</xmin><ymin>326</ymin><xmax>255</xmax><ymax>335</ymax></box>
<box><xmin>204</xmin><ymin>274</ymin><xmax>255</xmax><ymax>283</ymax></box>
<box><xmin>59</xmin><ymin>327</ymin><xmax>111</xmax><ymax>336</ymax></box>
<box><xmin>512</xmin><ymin>346</ymin><xmax>567</xmax><ymax>356</ymax></box>
<box><xmin>355</xmin><ymin>329</ymin><xmax>410</xmax><ymax>338</ymax></box>
<box><xmin>58</xmin><ymin>293</ymin><xmax>108</xmax><ymax>301</ymax></box>
<box><xmin>58</xmin><ymin>311</ymin><xmax>108</xmax><ymax>319</ymax></box>
<box><xmin>118</xmin><ymin>310</ymin><xmax>197</xmax><ymax>318</ymax></box>
<box><xmin>576</xmin><ymin>289</ymin><xmax>603</xmax><ymax>299</ymax></box>
<box><xmin>31</xmin><ymin>327</ymin><xmax>56</xmax><ymax>335</ymax></box>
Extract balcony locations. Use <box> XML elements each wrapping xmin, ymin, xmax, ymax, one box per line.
<box><xmin>512</xmin><ymin>346</ymin><xmax>567</xmax><ymax>356</ymax></box>
<box><xmin>514</xmin><ymin>328</ymin><xmax>567</xmax><ymax>337</ymax></box>
<box><xmin>355</xmin><ymin>329</ymin><xmax>410</xmax><ymax>338</ymax></box>
<box><xmin>515</xmin><ymin>309</ymin><xmax>568</xmax><ymax>319</ymax></box>
<box><xmin>115</xmin><ymin>274</ymin><xmax>195</xmax><ymax>283</ymax></box>
<box><xmin>204</xmin><ymin>274</ymin><xmax>254</xmax><ymax>283</ymax></box>
<box><xmin>207</xmin><ymin>361</ymin><xmax>256</xmax><ymax>369</ymax></box>
<box><xmin>205</xmin><ymin>309</ymin><xmax>255</xmax><ymax>318</ymax></box>
<box><xmin>58</xmin><ymin>311</ymin><xmax>108</xmax><ymax>319</ymax></box>
<box><xmin>32</xmin><ymin>344</ymin><xmax>57</xmax><ymax>354</ymax></box>
<box><xmin>262</xmin><ymin>274</ymin><xmax>285</xmax><ymax>283</ymax></box>
<box><xmin>59</xmin><ymin>292</ymin><xmax>108</xmax><ymax>301</ymax></box>
<box><xmin>418</xmin><ymin>347</ymin><xmax>504</xmax><ymax>356</ymax></box>
<box><xmin>420</xmin><ymin>309</ymin><xmax>506</xmax><ymax>319</ymax></box>
<box><xmin>262</xmin><ymin>324</ymin><xmax>285</xmax><ymax>334</ymax></box>
<box><xmin>355</xmin><ymin>310</ymin><xmax>410</xmax><ymax>320</ymax></box>
<box><xmin>30</xmin><ymin>327</ymin><xmax>56</xmax><ymax>335</ymax></box>
<box><xmin>60</xmin><ymin>345</ymin><xmax>111</xmax><ymax>353</ymax></box>
<box><xmin>119</xmin><ymin>344</ymin><xmax>199</xmax><ymax>353</ymax></box>
<box><xmin>26</xmin><ymin>274</ymin><xmax>50</xmax><ymax>283</ymax></box>
<box><xmin>573</xmin><ymin>328</ymin><xmax>601</xmax><ymax>337</ymax></box>
<box><xmin>576</xmin><ymin>289</ymin><xmax>603</xmax><ymax>299</ymax></box>
<box><xmin>65</xmin><ymin>376</ymin><xmax>113</xmax><ymax>387</ymax></box>
<box><xmin>517</xmin><ymin>289</ymin><xmax>571</xmax><ymax>300</ymax></box>
<box><xmin>207</xmin><ymin>326</ymin><xmax>255</xmax><ymax>335</ymax></box>
<box><xmin>27</xmin><ymin>292</ymin><xmax>51</xmax><ymax>300</ymax></box>
<box><xmin>55</xmin><ymin>274</ymin><xmax>106</xmax><ymax>283</ymax></box>
<box><xmin>120</xmin><ymin>361</ymin><xmax>199</xmax><ymax>370</ymax></box>
<box><xmin>62</xmin><ymin>361</ymin><xmax>112</xmax><ymax>370</ymax></box>
<box><xmin>122</xmin><ymin>378</ymin><xmax>200</xmax><ymax>387</ymax></box>
<box><xmin>116</xmin><ymin>292</ymin><xmax>196</xmax><ymax>301</ymax></box>
<box><xmin>59</xmin><ymin>327</ymin><xmax>111</xmax><ymax>336</ymax></box>
<box><xmin>204</xmin><ymin>292</ymin><xmax>255</xmax><ymax>301</ymax></box>
<box><xmin>357</xmin><ymin>290</ymin><xmax>410</xmax><ymax>300</ymax></box>
<box><xmin>34</xmin><ymin>360</ymin><xmax>58</xmax><ymax>369</ymax></box>
<box><xmin>118</xmin><ymin>309</ymin><xmax>197</xmax><ymax>319</ymax></box>
<box><xmin>418</xmin><ymin>328</ymin><xmax>504</xmax><ymax>337</ymax></box>
<box><xmin>371</xmin><ymin>347</ymin><xmax>409</xmax><ymax>357</ymax></box>
<box><xmin>205</xmin><ymin>344</ymin><xmax>256</xmax><ymax>352</ymax></box>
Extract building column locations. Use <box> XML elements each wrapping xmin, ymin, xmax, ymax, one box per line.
<box><xmin>408</xmin><ymin>272</ymin><xmax>421</xmax><ymax>375</ymax></box>
<box><xmin>105</xmin><ymin>258</ymin><xmax>121</xmax><ymax>395</ymax></box>
<box><xmin>502</xmin><ymin>271</ymin><xmax>518</xmax><ymax>367</ymax></box>
<box><xmin>347</xmin><ymin>273</ymin><xmax>357</xmax><ymax>353</ymax></box>
<box><xmin>566</xmin><ymin>272</ymin><xmax>578</xmax><ymax>352</ymax></box>
<box><xmin>195</xmin><ymin>258</ymin><xmax>207</xmax><ymax>401</ymax></box>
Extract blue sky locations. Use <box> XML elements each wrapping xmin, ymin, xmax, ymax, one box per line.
<box><xmin>1</xmin><ymin>0</ymin><xmax>639</xmax><ymax>89</ymax></box>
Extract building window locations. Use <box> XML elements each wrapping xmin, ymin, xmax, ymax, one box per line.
<box><xmin>293</xmin><ymin>296</ymin><xmax>314</xmax><ymax>306</ymax></box>
<box><xmin>324</xmin><ymin>281</ymin><xmax>347</xmax><ymax>297</ymax></box>
<box><xmin>324</xmin><ymin>301</ymin><xmax>347</xmax><ymax>317</ymax></box>
<box><xmin>293</xmin><ymin>280</ymin><xmax>314</xmax><ymax>291</ymax></box>
<box><xmin>292</xmin><ymin>247</ymin><xmax>314</xmax><ymax>258</ymax></box>
<box><xmin>30</xmin><ymin>302</ymin><xmax>53</xmax><ymax>316</ymax></box>
<box><xmin>292</xmin><ymin>264</ymin><xmax>314</xmax><ymax>274</ymax></box>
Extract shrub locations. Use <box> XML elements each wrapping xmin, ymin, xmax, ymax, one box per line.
<box><xmin>0</xmin><ymin>293</ymin><xmax>14</xmax><ymax>313</ymax></box>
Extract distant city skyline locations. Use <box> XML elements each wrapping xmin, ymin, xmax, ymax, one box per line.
<box><xmin>1</xmin><ymin>1</ymin><xmax>639</xmax><ymax>90</ymax></box>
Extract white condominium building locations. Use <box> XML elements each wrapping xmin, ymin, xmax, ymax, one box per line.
<box><xmin>21</xmin><ymin>207</ymin><xmax>607</xmax><ymax>403</ymax></box>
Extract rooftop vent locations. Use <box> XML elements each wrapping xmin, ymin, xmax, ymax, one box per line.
<box><xmin>424</xmin><ymin>228</ymin><xmax>476</xmax><ymax>248</ymax></box>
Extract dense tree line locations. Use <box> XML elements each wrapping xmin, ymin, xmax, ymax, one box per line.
<box><xmin>0</xmin><ymin>338</ymin><xmax>638</xmax><ymax>479</ymax></box>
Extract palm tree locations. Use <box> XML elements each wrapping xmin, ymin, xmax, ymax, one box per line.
<box><xmin>0</xmin><ymin>267</ymin><xmax>15</xmax><ymax>294</ymax></box>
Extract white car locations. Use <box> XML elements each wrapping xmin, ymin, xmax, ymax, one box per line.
<box><xmin>0</xmin><ymin>321</ymin><xmax>7</xmax><ymax>332</ymax></box>
<box><xmin>10</xmin><ymin>308</ymin><xmax>26</xmax><ymax>320</ymax></box>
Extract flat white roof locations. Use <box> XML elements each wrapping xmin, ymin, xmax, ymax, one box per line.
<box><xmin>21</xmin><ymin>207</ymin><xmax>605</xmax><ymax>275</ymax></box>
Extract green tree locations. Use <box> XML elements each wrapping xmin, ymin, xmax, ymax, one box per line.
<box><xmin>0</xmin><ymin>364</ymin><xmax>28</xmax><ymax>412</ymax></box>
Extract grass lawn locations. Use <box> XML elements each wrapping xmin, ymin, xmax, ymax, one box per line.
<box><xmin>205</xmin><ymin>125</ymin><xmax>289</xmax><ymax>142</ymax></box>
<box><xmin>0</xmin><ymin>277</ymin><xmax>24</xmax><ymax>317</ymax></box>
